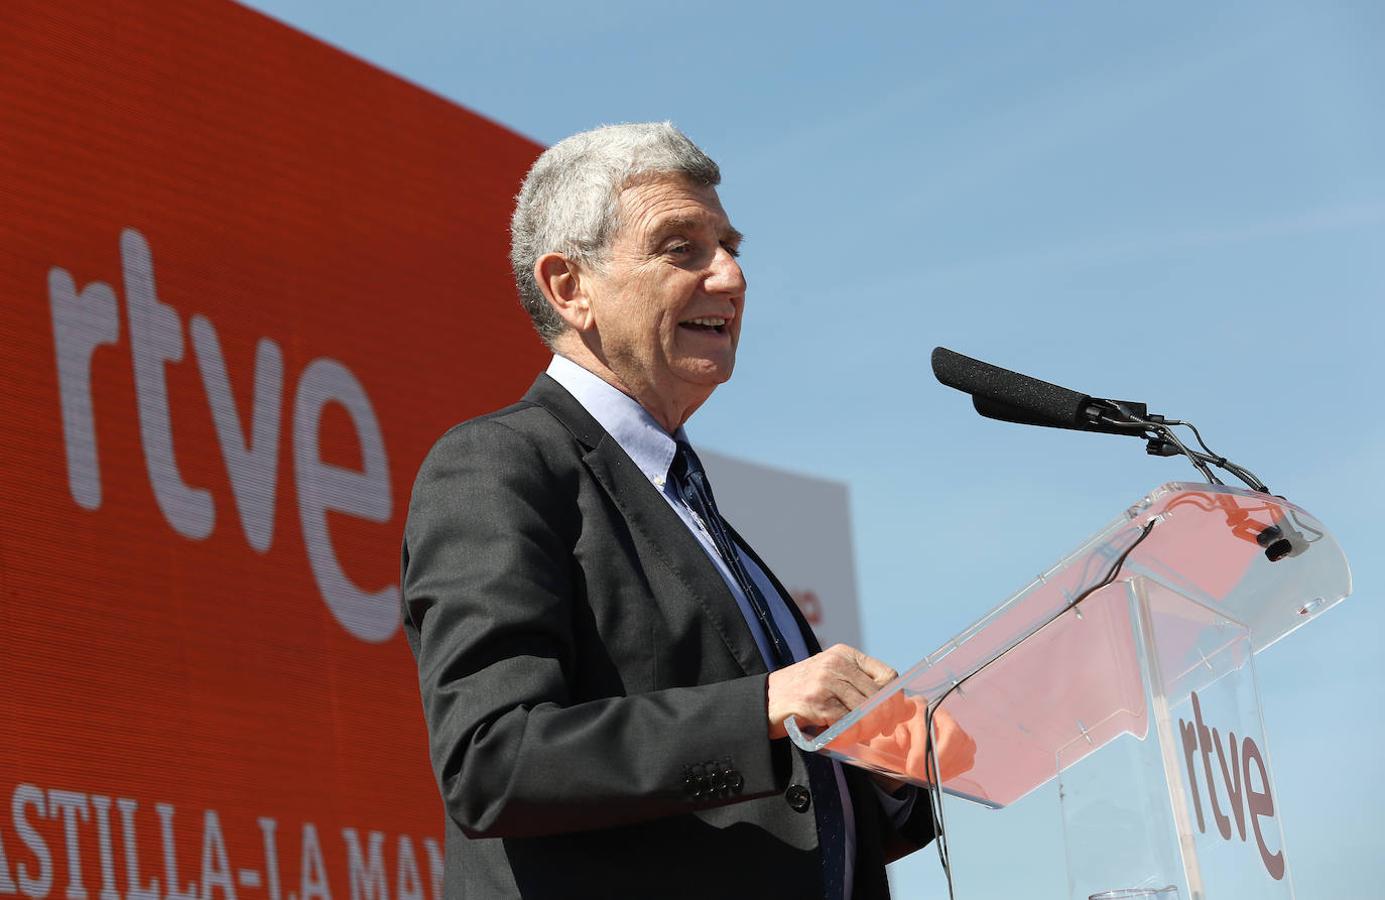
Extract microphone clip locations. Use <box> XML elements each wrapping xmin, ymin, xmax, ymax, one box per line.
<box><xmin>1256</xmin><ymin>523</ymin><xmax>1309</xmax><ymax>562</ymax></box>
<box><xmin>1145</xmin><ymin>436</ymin><xmax>1183</xmax><ymax>458</ymax></box>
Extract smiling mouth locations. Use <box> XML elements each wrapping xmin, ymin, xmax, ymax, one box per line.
<box><xmin>679</xmin><ymin>316</ymin><xmax>729</xmax><ymax>334</ymax></box>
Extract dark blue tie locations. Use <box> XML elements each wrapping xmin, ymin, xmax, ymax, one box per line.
<box><xmin>671</xmin><ymin>441</ymin><xmax>847</xmax><ymax>900</ymax></box>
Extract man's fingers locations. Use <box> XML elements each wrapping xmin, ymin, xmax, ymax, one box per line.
<box><xmin>926</xmin><ymin>707</ymin><xmax>978</xmax><ymax>783</ymax></box>
<box><xmin>835</xmin><ymin>661</ymin><xmax>887</xmax><ymax>704</ymax></box>
<box><xmin>799</xmin><ymin>693</ymin><xmax>853</xmax><ymax>728</ymax></box>
<box><xmin>902</xmin><ymin>721</ymin><xmax>930</xmax><ymax>780</ymax></box>
<box><xmin>831</xmin><ymin>676</ymin><xmax>874</xmax><ymax>713</ymax></box>
<box><xmin>824</xmin><ymin>644</ymin><xmax>897</xmax><ymax>699</ymax></box>
<box><xmin>879</xmin><ymin>691</ymin><xmax>914</xmax><ymax>726</ymax></box>
<box><xmin>768</xmin><ymin>645</ymin><xmax>905</xmax><ymax>739</ymax></box>
<box><xmin>847</xmin><ymin>646</ymin><xmax>898</xmax><ymax>687</ymax></box>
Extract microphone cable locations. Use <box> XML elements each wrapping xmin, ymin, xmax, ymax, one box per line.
<box><xmin>1168</xmin><ymin>418</ymin><xmax>1269</xmax><ymax>494</ymax></box>
<box><xmin>919</xmin><ymin>517</ymin><xmax>1160</xmax><ymax>900</ymax></box>
<box><xmin>1094</xmin><ymin>402</ymin><xmax>1270</xmax><ymax>493</ymax></box>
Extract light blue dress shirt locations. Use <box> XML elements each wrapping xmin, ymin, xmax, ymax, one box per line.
<box><xmin>547</xmin><ymin>354</ymin><xmax>908</xmax><ymax>899</ymax></box>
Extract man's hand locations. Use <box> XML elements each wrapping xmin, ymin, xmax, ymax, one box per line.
<box><xmin>767</xmin><ymin>644</ymin><xmax>898</xmax><ymax>740</ymax></box>
<box><xmin>881</xmin><ymin>701</ymin><xmax>976</xmax><ymax>786</ymax></box>
<box><xmin>838</xmin><ymin>698</ymin><xmax>978</xmax><ymax>790</ymax></box>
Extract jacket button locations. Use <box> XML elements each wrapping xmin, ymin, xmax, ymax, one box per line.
<box><xmin>785</xmin><ymin>784</ymin><xmax>811</xmax><ymax>813</ymax></box>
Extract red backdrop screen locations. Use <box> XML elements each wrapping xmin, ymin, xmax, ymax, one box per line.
<box><xmin>0</xmin><ymin>3</ymin><xmax>544</xmax><ymax>898</ymax></box>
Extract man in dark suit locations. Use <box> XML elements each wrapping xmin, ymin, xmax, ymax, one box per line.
<box><xmin>402</xmin><ymin>123</ymin><xmax>955</xmax><ymax>898</ymax></box>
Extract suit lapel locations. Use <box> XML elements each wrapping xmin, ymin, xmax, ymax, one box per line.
<box><xmin>522</xmin><ymin>375</ymin><xmax>768</xmax><ymax>677</ymax></box>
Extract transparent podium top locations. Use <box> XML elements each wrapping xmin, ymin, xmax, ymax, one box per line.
<box><xmin>788</xmin><ymin>483</ymin><xmax>1351</xmax><ymax>808</ymax></box>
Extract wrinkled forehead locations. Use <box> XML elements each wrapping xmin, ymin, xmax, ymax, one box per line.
<box><xmin>612</xmin><ymin>173</ymin><xmax>739</xmax><ymax>243</ymax></box>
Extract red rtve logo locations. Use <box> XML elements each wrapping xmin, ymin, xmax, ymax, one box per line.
<box><xmin>1178</xmin><ymin>691</ymin><xmax>1285</xmax><ymax>880</ymax></box>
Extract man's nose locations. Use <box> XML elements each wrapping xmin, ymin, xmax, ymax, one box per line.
<box><xmin>706</xmin><ymin>246</ymin><xmax>747</xmax><ymax>294</ymax></box>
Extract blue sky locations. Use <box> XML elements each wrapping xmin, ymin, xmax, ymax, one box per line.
<box><xmin>237</xmin><ymin>2</ymin><xmax>1383</xmax><ymax>895</ymax></box>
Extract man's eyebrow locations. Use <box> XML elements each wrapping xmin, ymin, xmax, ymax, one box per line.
<box><xmin>650</xmin><ymin>215</ymin><xmax>745</xmax><ymax>244</ymax></box>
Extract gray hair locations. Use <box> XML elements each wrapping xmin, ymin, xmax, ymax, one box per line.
<box><xmin>509</xmin><ymin>122</ymin><xmax>721</xmax><ymax>343</ymax></box>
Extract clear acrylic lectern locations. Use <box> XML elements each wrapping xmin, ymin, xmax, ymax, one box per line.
<box><xmin>788</xmin><ymin>483</ymin><xmax>1352</xmax><ymax>900</ymax></box>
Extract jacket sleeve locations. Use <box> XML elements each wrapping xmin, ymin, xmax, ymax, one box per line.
<box><xmin>401</xmin><ymin>418</ymin><xmax>788</xmax><ymax>839</ymax></box>
<box><xmin>880</xmin><ymin>787</ymin><xmax>936</xmax><ymax>864</ymax></box>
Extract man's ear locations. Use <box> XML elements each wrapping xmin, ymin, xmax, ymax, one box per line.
<box><xmin>535</xmin><ymin>252</ymin><xmax>595</xmax><ymax>332</ymax></box>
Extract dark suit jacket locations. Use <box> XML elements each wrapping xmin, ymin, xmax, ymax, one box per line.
<box><xmin>401</xmin><ymin>374</ymin><xmax>933</xmax><ymax>898</ymax></box>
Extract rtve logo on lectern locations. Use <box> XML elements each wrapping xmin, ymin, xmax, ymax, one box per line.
<box><xmin>1178</xmin><ymin>690</ymin><xmax>1285</xmax><ymax>881</ymax></box>
<box><xmin>49</xmin><ymin>228</ymin><xmax>399</xmax><ymax>643</ymax></box>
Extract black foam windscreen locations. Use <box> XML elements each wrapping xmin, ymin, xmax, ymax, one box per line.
<box><xmin>973</xmin><ymin>396</ymin><xmax>1147</xmax><ymax>436</ymax></box>
<box><xmin>931</xmin><ymin>347</ymin><xmax>1090</xmax><ymax>428</ymax></box>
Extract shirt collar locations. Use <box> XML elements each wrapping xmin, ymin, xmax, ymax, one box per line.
<box><xmin>546</xmin><ymin>355</ymin><xmax>686</xmax><ymax>486</ymax></box>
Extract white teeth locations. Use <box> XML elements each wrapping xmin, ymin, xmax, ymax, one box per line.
<box><xmin>685</xmin><ymin>317</ymin><xmax>727</xmax><ymax>327</ymax></box>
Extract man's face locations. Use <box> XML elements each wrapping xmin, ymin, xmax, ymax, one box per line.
<box><xmin>581</xmin><ymin>175</ymin><xmax>746</xmax><ymax>413</ymax></box>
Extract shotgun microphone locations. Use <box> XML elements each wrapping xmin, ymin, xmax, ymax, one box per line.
<box><xmin>929</xmin><ymin>347</ymin><xmax>1146</xmax><ymax>437</ymax></box>
<box><xmin>929</xmin><ymin>346</ymin><xmax>1279</xmax><ymax>507</ymax></box>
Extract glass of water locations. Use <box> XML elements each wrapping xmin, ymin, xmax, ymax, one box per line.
<box><xmin>1089</xmin><ymin>888</ymin><xmax>1179</xmax><ymax>899</ymax></box>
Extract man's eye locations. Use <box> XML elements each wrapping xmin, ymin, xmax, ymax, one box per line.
<box><xmin>721</xmin><ymin>241</ymin><xmax>741</xmax><ymax>259</ymax></box>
